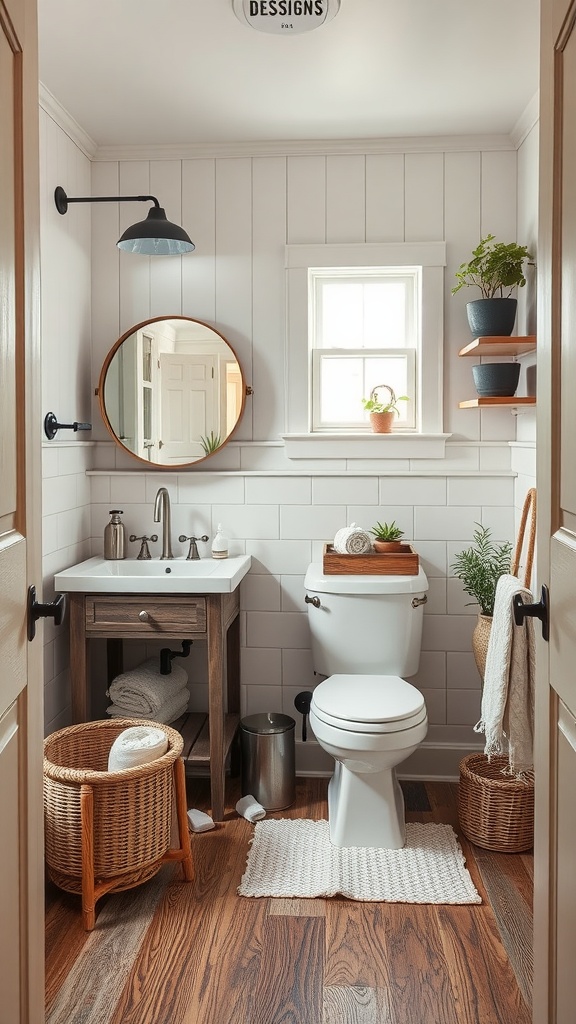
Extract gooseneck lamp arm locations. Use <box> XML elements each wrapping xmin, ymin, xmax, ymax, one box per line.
<box><xmin>54</xmin><ymin>186</ymin><xmax>195</xmax><ymax>256</ymax></box>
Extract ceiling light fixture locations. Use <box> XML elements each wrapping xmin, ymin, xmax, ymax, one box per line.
<box><xmin>54</xmin><ymin>186</ymin><xmax>195</xmax><ymax>256</ymax></box>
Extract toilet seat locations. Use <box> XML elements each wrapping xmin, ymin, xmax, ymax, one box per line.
<box><xmin>311</xmin><ymin>673</ymin><xmax>426</xmax><ymax>734</ymax></box>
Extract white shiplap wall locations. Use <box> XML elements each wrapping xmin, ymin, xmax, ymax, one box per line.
<box><xmin>40</xmin><ymin>100</ymin><xmax>539</xmax><ymax>776</ymax></box>
<box><xmin>40</xmin><ymin>105</ymin><xmax>93</xmax><ymax>733</ymax></box>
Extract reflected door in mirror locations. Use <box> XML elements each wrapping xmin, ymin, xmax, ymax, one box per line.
<box><xmin>98</xmin><ymin>316</ymin><xmax>247</xmax><ymax>467</ymax></box>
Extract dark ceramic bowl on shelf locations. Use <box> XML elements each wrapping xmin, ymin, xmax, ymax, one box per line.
<box><xmin>472</xmin><ymin>362</ymin><xmax>521</xmax><ymax>397</ymax></box>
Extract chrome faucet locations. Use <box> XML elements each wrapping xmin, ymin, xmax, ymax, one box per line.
<box><xmin>153</xmin><ymin>487</ymin><xmax>174</xmax><ymax>559</ymax></box>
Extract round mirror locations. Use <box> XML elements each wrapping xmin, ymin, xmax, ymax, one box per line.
<box><xmin>98</xmin><ymin>316</ymin><xmax>246</xmax><ymax>467</ymax></box>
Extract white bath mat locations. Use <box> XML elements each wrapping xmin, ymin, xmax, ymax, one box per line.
<box><xmin>238</xmin><ymin>819</ymin><xmax>481</xmax><ymax>904</ymax></box>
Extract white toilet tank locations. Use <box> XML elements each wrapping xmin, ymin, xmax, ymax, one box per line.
<box><xmin>304</xmin><ymin>563</ymin><xmax>428</xmax><ymax>677</ymax></box>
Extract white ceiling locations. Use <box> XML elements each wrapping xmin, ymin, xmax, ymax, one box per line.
<box><xmin>37</xmin><ymin>0</ymin><xmax>540</xmax><ymax>149</ymax></box>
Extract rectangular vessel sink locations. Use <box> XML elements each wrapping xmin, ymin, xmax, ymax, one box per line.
<box><xmin>54</xmin><ymin>554</ymin><xmax>252</xmax><ymax>594</ymax></box>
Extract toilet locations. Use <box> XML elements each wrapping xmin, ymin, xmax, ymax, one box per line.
<box><xmin>304</xmin><ymin>563</ymin><xmax>429</xmax><ymax>849</ymax></box>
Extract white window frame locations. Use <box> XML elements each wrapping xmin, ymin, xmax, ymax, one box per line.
<box><xmin>310</xmin><ymin>266</ymin><xmax>419</xmax><ymax>431</ymax></box>
<box><xmin>283</xmin><ymin>242</ymin><xmax>449</xmax><ymax>459</ymax></box>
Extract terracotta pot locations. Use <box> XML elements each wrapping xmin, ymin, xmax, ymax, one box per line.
<box><xmin>373</xmin><ymin>540</ymin><xmax>404</xmax><ymax>552</ymax></box>
<box><xmin>472</xmin><ymin>613</ymin><xmax>493</xmax><ymax>683</ymax></box>
<box><xmin>369</xmin><ymin>410</ymin><xmax>395</xmax><ymax>433</ymax></box>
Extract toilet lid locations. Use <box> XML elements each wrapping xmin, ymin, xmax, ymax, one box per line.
<box><xmin>311</xmin><ymin>674</ymin><xmax>425</xmax><ymax>725</ymax></box>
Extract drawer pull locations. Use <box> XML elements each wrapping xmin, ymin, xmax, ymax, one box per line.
<box><xmin>138</xmin><ymin>610</ymin><xmax>149</xmax><ymax>622</ymax></box>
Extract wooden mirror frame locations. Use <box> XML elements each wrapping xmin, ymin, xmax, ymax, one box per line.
<box><xmin>97</xmin><ymin>315</ymin><xmax>247</xmax><ymax>468</ymax></box>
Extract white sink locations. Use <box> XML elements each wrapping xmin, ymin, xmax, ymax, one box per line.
<box><xmin>54</xmin><ymin>554</ymin><xmax>252</xmax><ymax>594</ymax></box>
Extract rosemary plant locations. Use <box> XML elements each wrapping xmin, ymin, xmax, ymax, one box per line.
<box><xmin>451</xmin><ymin>524</ymin><xmax>513</xmax><ymax>617</ymax></box>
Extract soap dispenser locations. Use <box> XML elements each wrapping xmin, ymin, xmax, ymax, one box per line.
<box><xmin>104</xmin><ymin>510</ymin><xmax>126</xmax><ymax>560</ymax></box>
<box><xmin>211</xmin><ymin>524</ymin><xmax>228</xmax><ymax>560</ymax></box>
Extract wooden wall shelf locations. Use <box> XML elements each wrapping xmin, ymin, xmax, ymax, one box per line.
<box><xmin>458</xmin><ymin>397</ymin><xmax>536</xmax><ymax>408</ymax></box>
<box><xmin>458</xmin><ymin>335</ymin><xmax>536</xmax><ymax>357</ymax></box>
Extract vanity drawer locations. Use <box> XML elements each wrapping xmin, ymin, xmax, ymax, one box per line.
<box><xmin>85</xmin><ymin>596</ymin><xmax>207</xmax><ymax>635</ymax></box>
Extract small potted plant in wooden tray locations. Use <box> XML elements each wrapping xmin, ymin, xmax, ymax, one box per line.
<box><xmin>370</xmin><ymin>520</ymin><xmax>405</xmax><ymax>552</ymax></box>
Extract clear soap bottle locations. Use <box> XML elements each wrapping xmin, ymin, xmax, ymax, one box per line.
<box><xmin>211</xmin><ymin>523</ymin><xmax>228</xmax><ymax>559</ymax></box>
<box><xmin>104</xmin><ymin>510</ymin><xmax>126</xmax><ymax>560</ymax></box>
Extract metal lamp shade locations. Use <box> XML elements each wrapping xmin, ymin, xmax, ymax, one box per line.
<box><xmin>117</xmin><ymin>207</ymin><xmax>195</xmax><ymax>255</ymax></box>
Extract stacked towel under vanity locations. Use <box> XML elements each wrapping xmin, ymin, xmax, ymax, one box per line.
<box><xmin>106</xmin><ymin>657</ymin><xmax>190</xmax><ymax>724</ymax></box>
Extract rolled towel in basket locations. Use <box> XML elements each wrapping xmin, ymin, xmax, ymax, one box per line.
<box><xmin>108</xmin><ymin>657</ymin><xmax>188</xmax><ymax>715</ymax></box>
<box><xmin>107</xmin><ymin>725</ymin><xmax>168</xmax><ymax>772</ymax></box>
<box><xmin>333</xmin><ymin>524</ymin><xmax>372</xmax><ymax>555</ymax></box>
<box><xmin>107</xmin><ymin>687</ymin><xmax>190</xmax><ymax>725</ymax></box>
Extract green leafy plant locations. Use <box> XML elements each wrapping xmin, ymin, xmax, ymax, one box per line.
<box><xmin>199</xmin><ymin>431</ymin><xmax>222</xmax><ymax>455</ymax></box>
<box><xmin>370</xmin><ymin>520</ymin><xmax>404</xmax><ymax>542</ymax></box>
<box><xmin>361</xmin><ymin>384</ymin><xmax>409</xmax><ymax>417</ymax></box>
<box><xmin>451</xmin><ymin>524</ymin><xmax>513</xmax><ymax>616</ymax></box>
<box><xmin>452</xmin><ymin>234</ymin><xmax>534</xmax><ymax>298</ymax></box>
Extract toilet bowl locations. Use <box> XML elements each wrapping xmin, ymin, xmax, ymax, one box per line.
<box><xmin>304</xmin><ymin>563</ymin><xmax>429</xmax><ymax>850</ymax></box>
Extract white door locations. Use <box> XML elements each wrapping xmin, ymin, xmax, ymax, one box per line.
<box><xmin>159</xmin><ymin>353</ymin><xmax>217</xmax><ymax>462</ymax></box>
<box><xmin>0</xmin><ymin>0</ymin><xmax>44</xmax><ymax>1022</ymax></box>
<box><xmin>534</xmin><ymin>2</ymin><xmax>576</xmax><ymax>1021</ymax></box>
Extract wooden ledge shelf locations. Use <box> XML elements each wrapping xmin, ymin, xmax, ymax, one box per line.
<box><xmin>173</xmin><ymin>711</ymin><xmax>240</xmax><ymax>769</ymax></box>
<box><xmin>459</xmin><ymin>397</ymin><xmax>536</xmax><ymax>408</ymax></box>
<box><xmin>458</xmin><ymin>335</ymin><xmax>536</xmax><ymax>357</ymax></box>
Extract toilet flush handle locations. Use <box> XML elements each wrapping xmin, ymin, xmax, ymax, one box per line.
<box><xmin>305</xmin><ymin>594</ymin><xmax>321</xmax><ymax>608</ymax></box>
<box><xmin>412</xmin><ymin>595</ymin><xmax>427</xmax><ymax>608</ymax></box>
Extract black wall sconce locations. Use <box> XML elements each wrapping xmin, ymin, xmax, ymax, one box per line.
<box><xmin>44</xmin><ymin>412</ymin><xmax>92</xmax><ymax>440</ymax></box>
<box><xmin>54</xmin><ymin>186</ymin><xmax>195</xmax><ymax>256</ymax></box>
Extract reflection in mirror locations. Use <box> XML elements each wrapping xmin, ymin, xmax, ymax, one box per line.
<box><xmin>98</xmin><ymin>317</ymin><xmax>246</xmax><ymax>467</ymax></box>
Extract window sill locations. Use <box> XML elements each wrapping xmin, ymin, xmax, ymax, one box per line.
<box><xmin>281</xmin><ymin>433</ymin><xmax>452</xmax><ymax>460</ymax></box>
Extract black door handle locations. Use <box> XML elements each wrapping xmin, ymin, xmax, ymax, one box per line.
<box><xmin>27</xmin><ymin>585</ymin><xmax>66</xmax><ymax>641</ymax></box>
<box><xmin>513</xmin><ymin>584</ymin><xmax>549</xmax><ymax>642</ymax></box>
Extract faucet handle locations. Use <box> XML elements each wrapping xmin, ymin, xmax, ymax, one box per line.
<box><xmin>129</xmin><ymin>534</ymin><xmax>158</xmax><ymax>560</ymax></box>
<box><xmin>179</xmin><ymin>534</ymin><xmax>209</xmax><ymax>560</ymax></box>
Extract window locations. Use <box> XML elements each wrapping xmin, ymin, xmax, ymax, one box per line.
<box><xmin>310</xmin><ymin>268</ymin><xmax>418</xmax><ymax>430</ymax></box>
<box><xmin>284</xmin><ymin>242</ymin><xmax>447</xmax><ymax>458</ymax></box>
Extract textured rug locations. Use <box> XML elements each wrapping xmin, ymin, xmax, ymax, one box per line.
<box><xmin>238</xmin><ymin>820</ymin><xmax>481</xmax><ymax>904</ymax></box>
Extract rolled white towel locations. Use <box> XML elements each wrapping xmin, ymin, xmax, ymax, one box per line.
<box><xmin>344</xmin><ymin>530</ymin><xmax>372</xmax><ymax>554</ymax></box>
<box><xmin>332</xmin><ymin>524</ymin><xmax>362</xmax><ymax>557</ymax></box>
<box><xmin>107</xmin><ymin>687</ymin><xmax>190</xmax><ymax>725</ymax></box>
<box><xmin>107</xmin><ymin>726</ymin><xmax>168</xmax><ymax>772</ymax></box>
<box><xmin>108</xmin><ymin>657</ymin><xmax>188</xmax><ymax>715</ymax></box>
<box><xmin>236</xmin><ymin>794</ymin><xmax>266</xmax><ymax>822</ymax></box>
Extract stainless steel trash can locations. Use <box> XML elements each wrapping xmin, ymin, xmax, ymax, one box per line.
<box><xmin>240</xmin><ymin>713</ymin><xmax>296</xmax><ymax>810</ymax></box>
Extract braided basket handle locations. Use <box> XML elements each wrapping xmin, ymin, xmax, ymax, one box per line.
<box><xmin>511</xmin><ymin>487</ymin><xmax>537</xmax><ymax>588</ymax></box>
<box><xmin>370</xmin><ymin>384</ymin><xmax>396</xmax><ymax>406</ymax></box>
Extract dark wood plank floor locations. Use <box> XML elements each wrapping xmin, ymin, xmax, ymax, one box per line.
<box><xmin>45</xmin><ymin>777</ymin><xmax>533</xmax><ymax>1024</ymax></box>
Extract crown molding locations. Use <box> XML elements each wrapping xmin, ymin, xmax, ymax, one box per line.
<box><xmin>510</xmin><ymin>92</ymin><xmax>539</xmax><ymax>149</ymax></box>
<box><xmin>92</xmin><ymin>133</ymin><xmax>515</xmax><ymax>162</ymax></box>
<box><xmin>39</xmin><ymin>83</ymin><xmax>98</xmax><ymax>159</ymax></box>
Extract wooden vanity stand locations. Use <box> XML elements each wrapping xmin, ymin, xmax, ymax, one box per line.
<box><xmin>68</xmin><ymin>589</ymin><xmax>241</xmax><ymax>821</ymax></box>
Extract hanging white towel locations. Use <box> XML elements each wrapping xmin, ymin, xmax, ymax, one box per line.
<box><xmin>474</xmin><ymin>573</ymin><xmax>535</xmax><ymax>777</ymax></box>
<box><xmin>107</xmin><ymin>657</ymin><xmax>188</xmax><ymax>715</ymax></box>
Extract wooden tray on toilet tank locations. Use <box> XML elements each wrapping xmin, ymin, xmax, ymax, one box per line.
<box><xmin>322</xmin><ymin>544</ymin><xmax>419</xmax><ymax>576</ymax></box>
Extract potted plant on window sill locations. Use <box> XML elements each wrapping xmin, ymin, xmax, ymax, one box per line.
<box><xmin>370</xmin><ymin>520</ymin><xmax>405</xmax><ymax>552</ymax></box>
<box><xmin>452</xmin><ymin>234</ymin><xmax>534</xmax><ymax>338</ymax></box>
<box><xmin>451</xmin><ymin>524</ymin><xmax>513</xmax><ymax>682</ymax></box>
<box><xmin>361</xmin><ymin>385</ymin><xmax>408</xmax><ymax>434</ymax></box>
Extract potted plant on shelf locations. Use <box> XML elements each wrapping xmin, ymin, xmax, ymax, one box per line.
<box><xmin>370</xmin><ymin>521</ymin><xmax>405</xmax><ymax>553</ymax></box>
<box><xmin>451</xmin><ymin>524</ymin><xmax>513</xmax><ymax>681</ymax></box>
<box><xmin>361</xmin><ymin>385</ymin><xmax>408</xmax><ymax>434</ymax></box>
<box><xmin>452</xmin><ymin>234</ymin><xmax>534</xmax><ymax>338</ymax></box>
